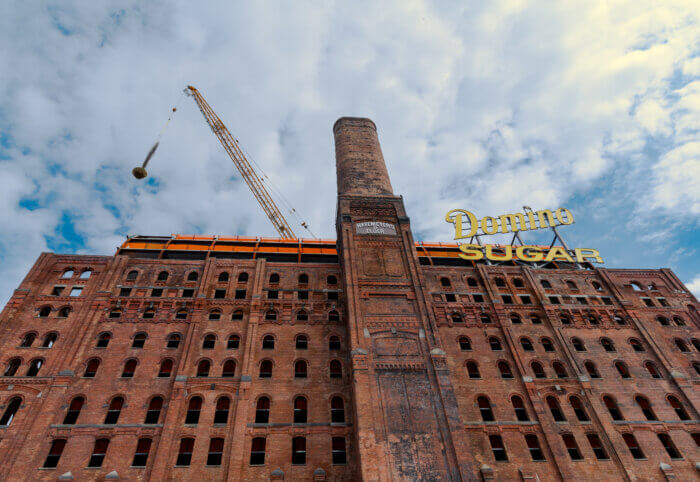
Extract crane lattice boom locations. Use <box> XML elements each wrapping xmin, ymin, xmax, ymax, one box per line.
<box><xmin>186</xmin><ymin>85</ymin><xmax>297</xmax><ymax>239</ymax></box>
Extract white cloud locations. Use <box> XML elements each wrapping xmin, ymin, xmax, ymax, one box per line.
<box><xmin>686</xmin><ymin>274</ymin><xmax>700</xmax><ymax>299</ymax></box>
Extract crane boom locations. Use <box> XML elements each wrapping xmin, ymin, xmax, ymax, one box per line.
<box><xmin>185</xmin><ymin>85</ymin><xmax>297</xmax><ymax>238</ymax></box>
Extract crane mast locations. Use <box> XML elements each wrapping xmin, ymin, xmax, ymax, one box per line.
<box><xmin>185</xmin><ymin>85</ymin><xmax>297</xmax><ymax>239</ymax></box>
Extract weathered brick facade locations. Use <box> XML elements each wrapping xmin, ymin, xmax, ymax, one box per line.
<box><xmin>0</xmin><ymin>117</ymin><xmax>698</xmax><ymax>481</ymax></box>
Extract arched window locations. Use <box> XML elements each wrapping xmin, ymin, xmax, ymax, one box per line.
<box><xmin>262</xmin><ymin>335</ymin><xmax>275</xmax><ymax>350</ymax></box>
<box><xmin>43</xmin><ymin>439</ymin><xmax>67</xmax><ymax>468</ymax></box>
<box><xmin>104</xmin><ymin>397</ymin><xmax>124</xmax><ymax>424</ymax></box>
<box><xmin>327</xmin><ymin>275</ymin><xmax>338</xmax><ymax>285</ymax></box>
<box><xmin>331</xmin><ymin>397</ymin><xmax>345</xmax><ymax>423</ymax></box>
<box><xmin>498</xmin><ymin>361</ymin><xmax>513</xmax><ymax>379</ymax></box>
<box><xmin>259</xmin><ymin>360</ymin><xmax>273</xmax><ymax>378</ymax></box>
<box><xmin>38</xmin><ymin>306</ymin><xmax>51</xmax><ymax>318</ymax></box>
<box><xmin>675</xmin><ymin>338</ymin><xmax>690</xmax><ymax>352</ymax></box>
<box><xmin>167</xmin><ymin>333</ymin><xmax>181</xmax><ymax>349</ymax></box>
<box><xmin>196</xmin><ymin>360</ymin><xmax>210</xmax><ymax>377</ymax></box>
<box><xmin>494</xmin><ymin>277</ymin><xmax>506</xmax><ymax>287</ymax></box>
<box><xmin>584</xmin><ymin>361</ymin><xmax>601</xmax><ymax>379</ymax></box>
<box><xmin>218</xmin><ymin>272</ymin><xmax>229</xmax><ymax>282</ymax></box>
<box><xmin>42</xmin><ymin>333</ymin><xmax>57</xmax><ymax>349</ymax></box>
<box><xmin>511</xmin><ymin>395</ymin><xmax>529</xmax><ymax>421</ymax></box>
<box><xmin>532</xmin><ymin>361</ymin><xmax>546</xmax><ymax>379</ymax></box>
<box><xmin>132</xmin><ymin>332</ymin><xmax>147</xmax><ymax>348</ymax></box>
<box><xmin>459</xmin><ymin>336</ymin><xmax>472</xmax><ymax>351</ymax></box>
<box><xmin>667</xmin><ymin>396</ymin><xmax>690</xmax><ymax>420</ymax></box>
<box><xmin>187</xmin><ymin>271</ymin><xmax>198</xmax><ymax>281</ymax></box>
<box><xmin>330</xmin><ymin>360</ymin><xmax>342</xmax><ymax>378</ymax></box>
<box><xmin>215</xmin><ymin>397</ymin><xmax>230</xmax><ymax>424</ymax></box>
<box><xmin>440</xmin><ymin>277</ymin><xmax>451</xmax><ymax>288</ymax></box>
<box><xmin>293</xmin><ymin>396</ymin><xmax>307</xmax><ymax>423</ymax></box>
<box><xmin>158</xmin><ymin>359</ymin><xmax>173</xmax><ymax>378</ymax></box>
<box><xmin>57</xmin><ymin>307</ymin><xmax>71</xmax><ymax>318</ymax></box>
<box><xmin>142</xmin><ymin>308</ymin><xmax>155</xmax><ymax>319</ymax></box>
<box><xmin>673</xmin><ymin>316</ymin><xmax>686</xmax><ymax>326</ymax></box>
<box><xmin>176</xmin><ymin>438</ymin><xmax>195</xmax><ymax>467</ymax></box>
<box><xmin>510</xmin><ymin>314</ymin><xmax>522</xmax><ymax>324</ymax></box>
<box><xmin>520</xmin><ymin>337</ymin><xmax>534</xmax><ymax>351</ymax></box>
<box><xmin>603</xmin><ymin>395</ymin><xmax>624</xmax><ymax>420</ymax></box>
<box><xmin>132</xmin><ymin>438</ymin><xmax>152</xmax><ymax>467</ymax></box>
<box><xmin>477</xmin><ymin>396</ymin><xmax>495</xmax><ymax>421</ymax></box>
<box><xmin>232</xmin><ymin>310</ymin><xmax>244</xmax><ymax>321</ymax></box>
<box><xmin>203</xmin><ymin>334</ymin><xmax>216</xmax><ymax>349</ymax></box>
<box><xmin>546</xmin><ymin>396</ymin><xmax>565</xmax><ymax>421</ymax></box>
<box><xmin>83</xmin><ymin>358</ymin><xmax>100</xmax><ymax>378</ymax></box>
<box><xmin>569</xmin><ymin>396</ymin><xmax>589</xmax><ymax>421</ymax></box>
<box><xmin>615</xmin><ymin>361</ymin><xmax>631</xmax><ymax>378</ymax></box>
<box><xmin>693</xmin><ymin>362</ymin><xmax>700</xmax><ymax>376</ymax></box>
<box><xmin>629</xmin><ymin>338</ymin><xmax>645</xmax><ymax>352</ymax></box>
<box><xmin>222</xmin><ymin>360</ymin><xmax>236</xmax><ymax>377</ymax></box>
<box><xmin>26</xmin><ymin>358</ymin><xmax>43</xmax><ymax>376</ymax></box>
<box><xmin>269</xmin><ymin>273</ymin><xmax>280</xmax><ymax>284</ymax></box>
<box><xmin>20</xmin><ymin>333</ymin><xmax>36</xmax><ymax>347</ymax></box>
<box><xmin>657</xmin><ymin>316</ymin><xmax>670</xmax><ymax>326</ymax></box>
<box><xmin>467</xmin><ymin>361</ymin><xmax>481</xmax><ymax>379</ymax></box>
<box><xmin>451</xmin><ymin>313</ymin><xmax>463</xmax><ymax>324</ymax></box>
<box><xmin>329</xmin><ymin>336</ymin><xmax>341</xmax><ymax>351</ymax></box>
<box><xmin>79</xmin><ymin>269</ymin><xmax>92</xmax><ymax>279</ymax></box>
<box><xmin>644</xmin><ymin>361</ymin><xmax>662</xmax><ymax>379</ymax></box>
<box><xmin>553</xmin><ymin>362</ymin><xmax>568</xmax><ymax>378</ymax></box>
<box><xmin>513</xmin><ymin>278</ymin><xmax>524</xmax><ymax>288</ymax></box>
<box><xmin>227</xmin><ymin>335</ymin><xmax>240</xmax><ymax>349</ymax></box>
<box><xmin>560</xmin><ymin>314</ymin><xmax>572</xmax><ymax>325</ymax></box>
<box><xmin>298</xmin><ymin>273</ymin><xmax>309</xmax><ymax>284</ymax></box>
<box><xmin>122</xmin><ymin>359</ymin><xmax>137</xmax><ymax>377</ymax></box>
<box><xmin>693</xmin><ymin>339</ymin><xmax>700</xmax><ymax>352</ymax></box>
<box><xmin>61</xmin><ymin>269</ymin><xmax>74</xmax><ymax>279</ymax></box>
<box><xmin>480</xmin><ymin>314</ymin><xmax>492</xmax><ymax>324</ymax></box>
<box><xmin>631</xmin><ymin>282</ymin><xmax>643</xmax><ymax>291</ymax></box>
<box><xmin>296</xmin><ymin>334</ymin><xmax>308</xmax><ymax>350</ymax></box>
<box><xmin>467</xmin><ymin>277</ymin><xmax>478</xmax><ymax>287</ymax></box>
<box><xmin>238</xmin><ymin>272</ymin><xmax>249</xmax><ymax>282</ymax></box>
<box><xmin>126</xmin><ymin>270</ymin><xmax>138</xmax><ymax>281</ymax></box>
<box><xmin>592</xmin><ymin>281</ymin><xmax>602</xmax><ymax>291</ymax></box>
<box><xmin>489</xmin><ymin>337</ymin><xmax>503</xmax><ymax>351</ymax></box>
<box><xmin>97</xmin><ymin>332</ymin><xmax>111</xmax><ymax>348</ymax></box>
<box><xmin>87</xmin><ymin>438</ymin><xmax>109</xmax><ymax>468</ymax></box>
<box><xmin>63</xmin><ymin>396</ymin><xmax>84</xmax><ymax>424</ymax></box>
<box><xmin>329</xmin><ymin>310</ymin><xmax>340</xmax><ymax>322</ymax></box>
<box><xmin>635</xmin><ymin>396</ymin><xmax>657</xmax><ymax>420</ymax></box>
<box><xmin>296</xmin><ymin>310</ymin><xmax>308</xmax><ymax>321</ymax></box>
<box><xmin>145</xmin><ymin>397</ymin><xmax>163</xmax><ymax>424</ymax></box>
<box><xmin>157</xmin><ymin>271</ymin><xmax>168</xmax><ymax>281</ymax></box>
<box><xmin>175</xmin><ymin>309</ymin><xmax>188</xmax><ymax>320</ymax></box>
<box><xmin>185</xmin><ymin>397</ymin><xmax>202</xmax><ymax>424</ymax></box>
<box><xmin>255</xmin><ymin>397</ymin><xmax>270</xmax><ymax>423</ymax></box>
<box><xmin>0</xmin><ymin>397</ymin><xmax>22</xmax><ymax>426</ymax></box>
<box><xmin>571</xmin><ymin>337</ymin><xmax>585</xmax><ymax>351</ymax></box>
<box><xmin>566</xmin><ymin>280</ymin><xmax>577</xmax><ymax>290</ymax></box>
<box><xmin>541</xmin><ymin>280</ymin><xmax>552</xmax><ymax>288</ymax></box>
<box><xmin>614</xmin><ymin>315</ymin><xmax>626</xmax><ymax>325</ymax></box>
<box><xmin>265</xmin><ymin>310</ymin><xmax>277</xmax><ymax>321</ymax></box>
<box><xmin>530</xmin><ymin>314</ymin><xmax>542</xmax><ymax>324</ymax></box>
<box><xmin>108</xmin><ymin>308</ymin><xmax>121</xmax><ymax>319</ymax></box>
<box><xmin>600</xmin><ymin>338</ymin><xmax>615</xmax><ymax>352</ymax></box>
<box><xmin>541</xmin><ymin>338</ymin><xmax>555</xmax><ymax>352</ymax></box>
<box><xmin>209</xmin><ymin>309</ymin><xmax>221</xmax><ymax>321</ymax></box>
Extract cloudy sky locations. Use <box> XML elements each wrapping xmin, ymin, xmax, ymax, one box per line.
<box><xmin>0</xmin><ymin>1</ymin><xmax>698</xmax><ymax>303</ymax></box>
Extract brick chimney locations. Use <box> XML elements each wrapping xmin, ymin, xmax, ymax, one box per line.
<box><xmin>333</xmin><ymin>117</ymin><xmax>393</xmax><ymax>196</ymax></box>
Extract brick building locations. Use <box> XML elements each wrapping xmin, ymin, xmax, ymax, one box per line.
<box><xmin>0</xmin><ymin>117</ymin><xmax>698</xmax><ymax>481</ymax></box>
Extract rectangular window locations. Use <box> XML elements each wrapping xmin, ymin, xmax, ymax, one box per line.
<box><xmin>207</xmin><ymin>438</ymin><xmax>224</xmax><ymax>466</ymax></box>
<box><xmin>267</xmin><ymin>290</ymin><xmax>278</xmax><ymax>300</ymax></box>
<box><xmin>182</xmin><ymin>288</ymin><xmax>194</xmax><ymax>298</ymax></box>
<box><xmin>88</xmin><ymin>439</ymin><xmax>109</xmax><ymax>468</ymax></box>
<box><xmin>520</xmin><ymin>295</ymin><xmax>532</xmax><ymax>304</ymax></box>
<box><xmin>562</xmin><ymin>434</ymin><xmax>583</xmax><ymax>460</ymax></box>
<box><xmin>51</xmin><ymin>286</ymin><xmax>65</xmax><ymax>296</ymax></box>
<box><xmin>602</xmin><ymin>297</ymin><xmax>612</xmax><ymax>305</ymax></box>
<box><xmin>176</xmin><ymin>438</ymin><xmax>194</xmax><ymax>467</ymax></box>
<box><xmin>250</xmin><ymin>438</ymin><xmax>266</xmax><ymax>466</ymax></box>
<box><xmin>291</xmin><ymin>437</ymin><xmax>306</xmax><ymax>465</ymax></box>
<box><xmin>502</xmin><ymin>295</ymin><xmax>513</xmax><ymax>304</ymax></box>
<box><xmin>549</xmin><ymin>296</ymin><xmax>560</xmax><ymax>304</ymax></box>
<box><xmin>151</xmin><ymin>288</ymin><xmax>163</xmax><ymax>297</ymax></box>
<box><xmin>473</xmin><ymin>294</ymin><xmax>484</xmax><ymax>303</ymax></box>
<box><xmin>489</xmin><ymin>435</ymin><xmax>508</xmax><ymax>461</ymax></box>
<box><xmin>445</xmin><ymin>293</ymin><xmax>457</xmax><ymax>302</ymax></box>
<box><xmin>131</xmin><ymin>438</ymin><xmax>152</xmax><ymax>467</ymax></box>
<box><xmin>69</xmin><ymin>287</ymin><xmax>83</xmax><ymax>297</ymax></box>
<box><xmin>297</xmin><ymin>290</ymin><xmax>309</xmax><ymax>300</ymax></box>
<box><xmin>119</xmin><ymin>287</ymin><xmax>131</xmax><ymax>297</ymax></box>
<box><xmin>525</xmin><ymin>434</ymin><xmax>546</xmax><ymax>461</ymax></box>
<box><xmin>658</xmin><ymin>433</ymin><xmax>682</xmax><ymax>459</ymax></box>
<box><xmin>657</xmin><ymin>298</ymin><xmax>669</xmax><ymax>307</ymax></box>
<box><xmin>235</xmin><ymin>289</ymin><xmax>246</xmax><ymax>299</ymax></box>
<box><xmin>327</xmin><ymin>291</ymin><xmax>338</xmax><ymax>300</ymax></box>
<box><xmin>576</xmin><ymin>297</ymin><xmax>588</xmax><ymax>305</ymax></box>
<box><xmin>586</xmin><ymin>433</ymin><xmax>609</xmax><ymax>460</ymax></box>
<box><xmin>43</xmin><ymin>439</ymin><xmax>67</xmax><ymax>468</ymax></box>
<box><xmin>332</xmin><ymin>437</ymin><xmax>347</xmax><ymax>465</ymax></box>
<box><xmin>622</xmin><ymin>434</ymin><xmax>645</xmax><ymax>460</ymax></box>
<box><xmin>214</xmin><ymin>289</ymin><xmax>226</xmax><ymax>299</ymax></box>
<box><xmin>642</xmin><ymin>298</ymin><xmax>654</xmax><ymax>307</ymax></box>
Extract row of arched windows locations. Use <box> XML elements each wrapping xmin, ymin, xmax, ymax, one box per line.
<box><xmin>569</xmin><ymin>336</ymin><xmax>646</xmax><ymax>352</ymax></box>
<box><xmin>107</xmin><ymin>307</ymin><xmax>341</xmax><ymax>322</ymax></box>
<box><xmin>458</xmin><ymin>335</ymin><xmax>554</xmax><ymax>352</ymax></box>
<box><xmin>19</xmin><ymin>332</ymin><xmax>58</xmax><ymax>348</ymax></box>
<box><xmin>267</xmin><ymin>273</ymin><xmax>338</xmax><ymax>286</ymax></box>
<box><xmin>36</xmin><ymin>306</ymin><xmax>71</xmax><ymax>318</ymax></box>
<box><xmin>657</xmin><ymin>315</ymin><xmax>687</xmax><ymax>327</ymax></box>
<box><xmin>3</xmin><ymin>358</ymin><xmax>43</xmax><ymax>377</ymax></box>
<box><xmin>60</xmin><ymin>268</ymin><xmax>91</xmax><ymax>279</ymax></box>
<box><xmin>674</xmin><ymin>337</ymin><xmax>700</xmax><ymax>353</ymax></box>
<box><xmin>125</xmin><ymin>269</ymin><xmax>340</xmax><ymax>286</ymax></box>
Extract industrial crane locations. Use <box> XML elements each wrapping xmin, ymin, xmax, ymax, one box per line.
<box><xmin>133</xmin><ymin>85</ymin><xmax>309</xmax><ymax>239</ymax></box>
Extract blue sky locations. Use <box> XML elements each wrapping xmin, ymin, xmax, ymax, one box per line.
<box><xmin>0</xmin><ymin>1</ymin><xmax>698</xmax><ymax>304</ymax></box>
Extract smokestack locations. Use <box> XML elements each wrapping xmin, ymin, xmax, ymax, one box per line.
<box><xmin>333</xmin><ymin>117</ymin><xmax>393</xmax><ymax>197</ymax></box>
